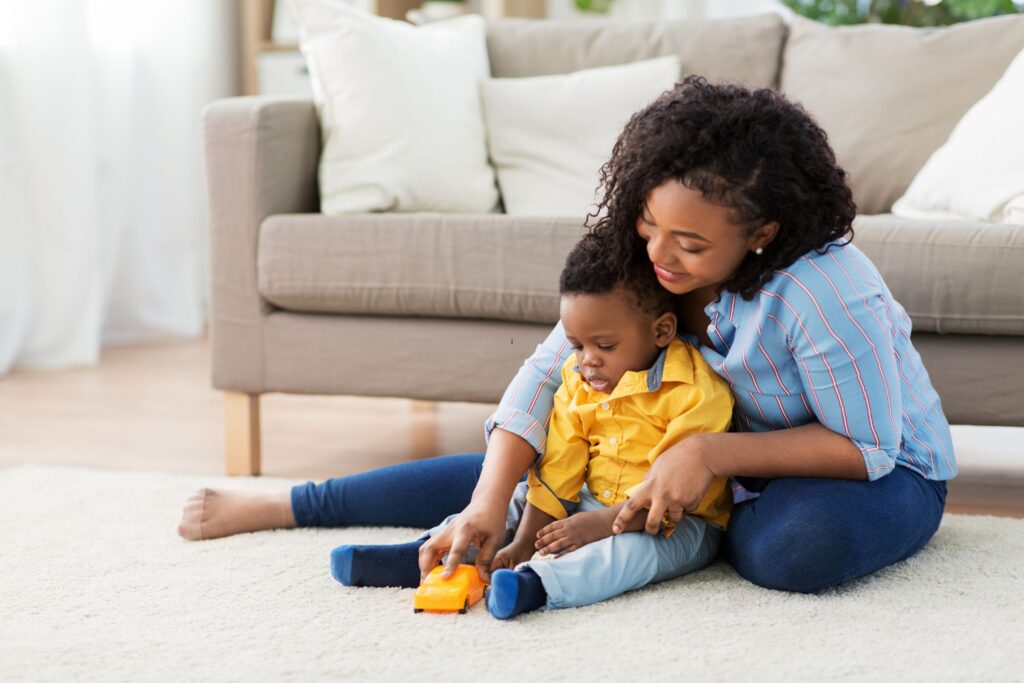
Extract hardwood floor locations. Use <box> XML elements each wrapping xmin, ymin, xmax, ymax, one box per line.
<box><xmin>0</xmin><ymin>339</ymin><xmax>493</xmax><ymax>481</ymax></box>
<box><xmin>1</xmin><ymin>338</ymin><xmax>1021</xmax><ymax>517</ymax></box>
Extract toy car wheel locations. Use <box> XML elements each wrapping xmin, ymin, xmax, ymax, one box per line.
<box><xmin>413</xmin><ymin>608</ymin><xmax>423</xmax><ymax>614</ymax></box>
<box><xmin>458</xmin><ymin>599</ymin><xmax>469</xmax><ymax>614</ymax></box>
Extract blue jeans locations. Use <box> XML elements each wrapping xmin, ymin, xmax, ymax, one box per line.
<box><xmin>291</xmin><ymin>453</ymin><xmax>947</xmax><ymax>594</ymax></box>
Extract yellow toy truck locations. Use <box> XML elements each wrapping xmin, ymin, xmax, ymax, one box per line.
<box><xmin>413</xmin><ymin>565</ymin><xmax>488</xmax><ymax>614</ymax></box>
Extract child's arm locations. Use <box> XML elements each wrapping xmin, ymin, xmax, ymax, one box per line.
<box><xmin>492</xmin><ymin>502</ymin><xmax>557</xmax><ymax>570</ymax></box>
<box><xmin>534</xmin><ymin>500</ymin><xmax>650</xmax><ymax>557</ymax></box>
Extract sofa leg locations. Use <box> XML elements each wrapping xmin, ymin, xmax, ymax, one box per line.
<box><xmin>225</xmin><ymin>392</ymin><xmax>261</xmax><ymax>476</ymax></box>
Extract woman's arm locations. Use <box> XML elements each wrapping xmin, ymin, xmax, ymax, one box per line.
<box><xmin>700</xmin><ymin>423</ymin><xmax>867</xmax><ymax>480</ymax></box>
<box><xmin>613</xmin><ymin>424</ymin><xmax>867</xmax><ymax>535</ymax></box>
<box><xmin>419</xmin><ymin>322</ymin><xmax>572</xmax><ymax>580</ymax></box>
<box><xmin>418</xmin><ymin>429</ymin><xmax>535</xmax><ymax>580</ymax></box>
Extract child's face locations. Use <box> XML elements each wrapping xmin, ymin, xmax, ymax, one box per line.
<box><xmin>636</xmin><ymin>179</ymin><xmax>777</xmax><ymax>298</ymax></box>
<box><xmin>560</xmin><ymin>289</ymin><xmax>675</xmax><ymax>395</ymax></box>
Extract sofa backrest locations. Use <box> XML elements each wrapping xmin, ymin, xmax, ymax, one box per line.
<box><xmin>485</xmin><ymin>14</ymin><xmax>786</xmax><ymax>89</ymax></box>
<box><xmin>486</xmin><ymin>13</ymin><xmax>1024</xmax><ymax>218</ymax></box>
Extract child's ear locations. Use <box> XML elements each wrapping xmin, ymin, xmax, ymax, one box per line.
<box><xmin>653</xmin><ymin>312</ymin><xmax>677</xmax><ymax>347</ymax></box>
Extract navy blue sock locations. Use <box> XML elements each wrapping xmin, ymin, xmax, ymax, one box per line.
<box><xmin>486</xmin><ymin>568</ymin><xmax>547</xmax><ymax>619</ymax></box>
<box><xmin>330</xmin><ymin>539</ymin><xmax>425</xmax><ymax>588</ymax></box>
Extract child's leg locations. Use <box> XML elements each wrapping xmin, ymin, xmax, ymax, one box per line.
<box><xmin>178</xmin><ymin>453</ymin><xmax>485</xmax><ymax>540</ymax></box>
<box><xmin>522</xmin><ymin>515</ymin><xmax>720</xmax><ymax>610</ymax></box>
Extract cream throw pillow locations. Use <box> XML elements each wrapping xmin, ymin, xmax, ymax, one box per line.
<box><xmin>482</xmin><ymin>56</ymin><xmax>681</xmax><ymax>217</ymax></box>
<box><xmin>294</xmin><ymin>0</ymin><xmax>498</xmax><ymax>215</ymax></box>
<box><xmin>892</xmin><ymin>47</ymin><xmax>1024</xmax><ymax>226</ymax></box>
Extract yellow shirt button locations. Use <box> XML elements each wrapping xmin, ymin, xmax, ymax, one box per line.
<box><xmin>601</xmin><ymin>402</ymin><xmax>610</xmax><ymax>410</ymax></box>
<box><xmin>602</xmin><ymin>490</ymin><xmax>612</xmax><ymax>499</ymax></box>
<box><xmin>609</xmin><ymin>437</ymin><xmax>617</xmax><ymax>444</ymax></box>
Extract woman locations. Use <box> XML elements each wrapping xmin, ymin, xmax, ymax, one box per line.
<box><xmin>180</xmin><ymin>77</ymin><xmax>955</xmax><ymax>594</ymax></box>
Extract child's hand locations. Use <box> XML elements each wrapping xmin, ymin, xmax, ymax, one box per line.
<box><xmin>491</xmin><ymin>541</ymin><xmax>537</xmax><ymax>571</ymax></box>
<box><xmin>535</xmin><ymin>508</ymin><xmax>616</xmax><ymax>557</ymax></box>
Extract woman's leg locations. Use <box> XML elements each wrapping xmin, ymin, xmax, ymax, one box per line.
<box><xmin>291</xmin><ymin>453</ymin><xmax>485</xmax><ymax>528</ymax></box>
<box><xmin>723</xmin><ymin>466</ymin><xmax>947</xmax><ymax>593</ymax></box>
<box><xmin>178</xmin><ymin>453</ymin><xmax>485</xmax><ymax>540</ymax></box>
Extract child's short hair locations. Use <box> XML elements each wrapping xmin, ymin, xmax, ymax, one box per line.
<box><xmin>559</xmin><ymin>236</ymin><xmax>675</xmax><ymax>317</ymax></box>
<box><xmin>588</xmin><ymin>75</ymin><xmax>856</xmax><ymax>300</ymax></box>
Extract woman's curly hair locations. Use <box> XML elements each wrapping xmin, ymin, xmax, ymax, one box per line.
<box><xmin>584</xmin><ymin>75</ymin><xmax>856</xmax><ymax>300</ymax></box>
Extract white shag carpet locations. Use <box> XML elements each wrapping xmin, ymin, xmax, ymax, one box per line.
<box><xmin>2</xmin><ymin>465</ymin><xmax>1022</xmax><ymax>682</ymax></box>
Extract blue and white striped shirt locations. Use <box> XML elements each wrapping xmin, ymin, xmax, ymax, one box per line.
<box><xmin>485</xmin><ymin>242</ymin><xmax>957</xmax><ymax>497</ymax></box>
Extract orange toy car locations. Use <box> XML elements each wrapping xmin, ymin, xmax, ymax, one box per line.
<box><xmin>413</xmin><ymin>565</ymin><xmax>488</xmax><ymax>614</ymax></box>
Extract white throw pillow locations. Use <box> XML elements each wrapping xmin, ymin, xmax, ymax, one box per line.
<box><xmin>294</xmin><ymin>0</ymin><xmax>498</xmax><ymax>215</ymax></box>
<box><xmin>892</xmin><ymin>46</ymin><xmax>1024</xmax><ymax>226</ymax></box>
<box><xmin>482</xmin><ymin>56</ymin><xmax>681</xmax><ymax>217</ymax></box>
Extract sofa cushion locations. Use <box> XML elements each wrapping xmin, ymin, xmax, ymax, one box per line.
<box><xmin>781</xmin><ymin>14</ymin><xmax>1024</xmax><ymax>216</ymax></box>
<box><xmin>258</xmin><ymin>214</ymin><xmax>1024</xmax><ymax>337</ymax></box>
<box><xmin>485</xmin><ymin>14</ymin><xmax>784</xmax><ymax>89</ymax></box>
<box><xmin>482</xmin><ymin>56</ymin><xmax>680</xmax><ymax>217</ymax></box>
<box><xmin>891</xmin><ymin>45</ymin><xmax>1024</xmax><ymax>226</ymax></box>
<box><xmin>258</xmin><ymin>214</ymin><xmax>584</xmax><ymax>324</ymax></box>
<box><xmin>853</xmin><ymin>215</ymin><xmax>1024</xmax><ymax>336</ymax></box>
<box><xmin>294</xmin><ymin>0</ymin><xmax>498</xmax><ymax>216</ymax></box>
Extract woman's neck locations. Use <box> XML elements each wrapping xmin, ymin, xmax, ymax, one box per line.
<box><xmin>675</xmin><ymin>288</ymin><xmax>717</xmax><ymax>346</ymax></box>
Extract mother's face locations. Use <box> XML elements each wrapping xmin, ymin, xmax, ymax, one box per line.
<box><xmin>636</xmin><ymin>179</ymin><xmax>775</xmax><ymax>297</ymax></box>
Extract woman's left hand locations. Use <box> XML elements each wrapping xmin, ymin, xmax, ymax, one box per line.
<box><xmin>612</xmin><ymin>434</ymin><xmax>718</xmax><ymax>536</ymax></box>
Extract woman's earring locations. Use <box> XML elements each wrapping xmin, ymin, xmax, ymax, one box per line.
<box><xmin>754</xmin><ymin>247</ymin><xmax>764</xmax><ymax>255</ymax></box>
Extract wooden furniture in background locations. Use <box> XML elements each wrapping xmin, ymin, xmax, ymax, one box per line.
<box><xmin>240</xmin><ymin>0</ymin><xmax>547</xmax><ymax>96</ymax></box>
<box><xmin>225</xmin><ymin>392</ymin><xmax>261</xmax><ymax>476</ymax></box>
<box><xmin>240</xmin><ymin>0</ymin><xmax>424</xmax><ymax>95</ymax></box>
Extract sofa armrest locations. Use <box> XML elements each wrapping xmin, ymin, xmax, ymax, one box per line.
<box><xmin>203</xmin><ymin>96</ymin><xmax>320</xmax><ymax>392</ymax></box>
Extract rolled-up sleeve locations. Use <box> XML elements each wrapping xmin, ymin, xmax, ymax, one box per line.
<box><xmin>484</xmin><ymin>321</ymin><xmax>572</xmax><ymax>457</ymax></box>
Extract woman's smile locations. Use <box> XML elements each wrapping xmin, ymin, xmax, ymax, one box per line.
<box><xmin>652</xmin><ymin>263</ymin><xmax>687</xmax><ymax>283</ymax></box>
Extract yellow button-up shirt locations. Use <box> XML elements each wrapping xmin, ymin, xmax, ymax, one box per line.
<box><xmin>526</xmin><ymin>337</ymin><xmax>735</xmax><ymax>531</ymax></box>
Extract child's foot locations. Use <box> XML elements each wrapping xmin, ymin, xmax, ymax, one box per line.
<box><xmin>177</xmin><ymin>488</ymin><xmax>296</xmax><ymax>540</ymax></box>
<box><xmin>486</xmin><ymin>568</ymin><xmax>546</xmax><ymax>620</ymax></box>
<box><xmin>330</xmin><ymin>540</ymin><xmax>425</xmax><ymax>588</ymax></box>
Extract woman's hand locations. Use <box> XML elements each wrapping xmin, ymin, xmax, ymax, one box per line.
<box><xmin>612</xmin><ymin>434</ymin><xmax>717</xmax><ymax>536</ymax></box>
<box><xmin>418</xmin><ymin>498</ymin><xmax>508</xmax><ymax>582</ymax></box>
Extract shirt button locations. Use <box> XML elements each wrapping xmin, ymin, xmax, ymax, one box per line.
<box><xmin>601</xmin><ymin>402</ymin><xmax>610</xmax><ymax>410</ymax></box>
<box><xmin>609</xmin><ymin>437</ymin><xmax>617</xmax><ymax>444</ymax></box>
<box><xmin>602</xmin><ymin>490</ymin><xmax>612</xmax><ymax>499</ymax></box>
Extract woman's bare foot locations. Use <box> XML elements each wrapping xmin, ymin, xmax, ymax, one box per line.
<box><xmin>177</xmin><ymin>488</ymin><xmax>297</xmax><ymax>540</ymax></box>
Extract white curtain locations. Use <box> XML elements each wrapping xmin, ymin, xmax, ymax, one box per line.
<box><xmin>0</xmin><ymin>0</ymin><xmax>240</xmax><ymax>373</ymax></box>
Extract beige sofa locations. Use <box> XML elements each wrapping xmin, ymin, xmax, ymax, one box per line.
<box><xmin>204</xmin><ymin>14</ymin><xmax>1024</xmax><ymax>475</ymax></box>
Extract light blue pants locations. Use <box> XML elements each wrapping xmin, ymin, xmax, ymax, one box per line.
<box><xmin>427</xmin><ymin>483</ymin><xmax>721</xmax><ymax>611</ymax></box>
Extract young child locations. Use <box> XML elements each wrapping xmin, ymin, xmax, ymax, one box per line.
<box><xmin>332</xmin><ymin>237</ymin><xmax>735</xmax><ymax>618</ymax></box>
